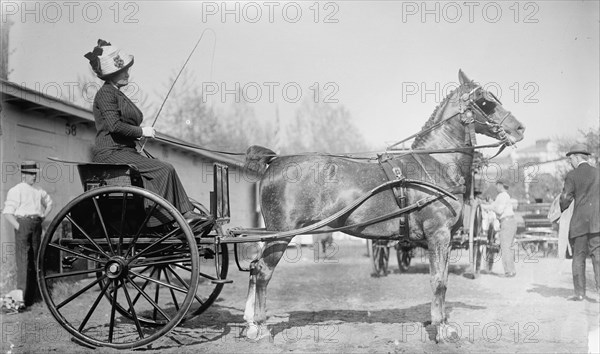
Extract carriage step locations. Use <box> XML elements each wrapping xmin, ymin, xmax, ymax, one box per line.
<box><xmin>211</xmin><ymin>279</ymin><xmax>233</xmax><ymax>284</ymax></box>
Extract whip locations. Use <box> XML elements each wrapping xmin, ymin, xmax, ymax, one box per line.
<box><xmin>138</xmin><ymin>28</ymin><xmax>216</xmax><ymax>155</ymax></box>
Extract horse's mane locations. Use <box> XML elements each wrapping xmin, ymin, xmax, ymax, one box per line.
<box><xmin>419</xmin><ymin>86</ymin><xmax>459</xmax><ymax>131</ymax></box>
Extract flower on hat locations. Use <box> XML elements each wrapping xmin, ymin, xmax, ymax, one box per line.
<box><xmin>114</xmin><ymin>55</ymin><xmax>124</xmax><ymax>69</ymax></box>
<box><xmin>84</xmin><ymin>39</ymin><xmax>133</xmax><ymax>79</ymax></box>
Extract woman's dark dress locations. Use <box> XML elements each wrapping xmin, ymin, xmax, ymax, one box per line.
<box><xmin>91</xmin><ymin>83</ymin><xmax>193</xmax><ymax>222</ymax></box>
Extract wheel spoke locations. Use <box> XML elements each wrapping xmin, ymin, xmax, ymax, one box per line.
<box><xmin>78</xmin><ymin>279</ymin><xmax>111</xmax><ymax>332</ymax></box>
<box><xmin>118</xmin><ymin>192</ymin><xmax>128</xmax><ymax>256</ymax></box>
<box><xmin>162</xmin><ymin>267</ymin><xmax>180</xmax><ymax>311</ymax></box>
<box><xmin>125</xmin><ymin>201</ymin><xmax>159</xmax><ymax>257</ymax></box>
<box><xmin>121</xmin><ymin>278</ymin><xmax>145</xmax><ymax>340</ymax></box>
<box><xmin>172</xmin><ymin>262</ymin><xmax>193</xmax><ymax>273</ymax></box>
<box><xmin>166</xmin><ymin>265</ymin><xmax>204</xmax><ymax>306</ymax></box>
<box><xmin>130</xmin><ymin>270</ymin><xmax>188</xmax><ymax>294</ymax></box>
<box><xmin>132</xmin><ymin>267</ymin><xmax>157</xmax><ymax>306</ymax></box>
<box><xmin>44</xmin><ymin>267</ymin><xmax>105</xmax><ymax>280</ymax></box>
<box><xmin>108</xmin><ymin>280</ymin><xmax>118</xmax><ymax>343</ymax></box>
<box><xmin>126</xmin><ymin>275</ymin><xmax>171</xmax><ymax>321</ymax></box>
<box><xmin>65</xmin><ymin>215</ymin><xmax>111</xmax><ymax>258</ymax></box>
<box><xmin>153</xmin><ymin>268</ymin><xmax>163</xmax><ymax>321</ymax></box>
<box><xmin>56</xmin><ymin>275</ymin><xmax>106</xmax><ymax>310</ymax></box>
<box><xmin>48</xmin><ymin>243</ymin><xmax>108</xmax><ymax>264</ymax></box>
<box><xmin>92</xmin><ymin>197</ymin><xmax>115</xmax><ymax>255</ymax></box>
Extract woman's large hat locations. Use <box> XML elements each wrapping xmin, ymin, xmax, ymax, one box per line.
<box><xmin>84</xmin><ymin>39</ymin><xmax>134</xmax><ymax>79</ymax></box>
<box><xmin>566</xmin><ymin>143</ymin><xmax>591</xmax><ymax>156</ymax></box>
<box><xmin>20</xmin><ymin>161</ymin><xmax>39</xmax><ymax>174</ymax></box>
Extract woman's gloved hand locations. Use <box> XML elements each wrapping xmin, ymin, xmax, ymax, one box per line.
<box><xmin>141</xmin><ymin>126</ymin><xmax>156</xmax><ymax>138</ymax></box>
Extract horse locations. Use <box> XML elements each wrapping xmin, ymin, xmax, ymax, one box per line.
<box><xmin>241</xmin><ymin>70</ymin><xmax>525</xmax><ymax>341</ymax></box>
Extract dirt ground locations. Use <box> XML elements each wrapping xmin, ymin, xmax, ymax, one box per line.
<box><xmin>2</xmin><ymin>240</ymin><xmax>599</xmax><ymax>353</ymax></box>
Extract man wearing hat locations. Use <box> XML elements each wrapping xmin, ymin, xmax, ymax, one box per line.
<box><xmin>2</xmin><ymin>161</ymin><xmax>53</xmax><ymax>308</ymax></box>
<box><xmin>559</xmin><ymin>143</ymin><xmax>600</xmax><ymax>301</ymax></box>
<box><xmin>482</xmin><ymin>178</ymin><xmax>517</xmax><ymax>277</ymax></box>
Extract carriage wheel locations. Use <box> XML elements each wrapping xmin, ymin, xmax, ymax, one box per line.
<box><xmin>472</xmin><ymin>205</ymin><xmax>486</xmax><ymax>274</ymax></box>
<box><xmin>370</xmin><ymin>240</ymin><xmax>390</xmax><ymax>277</ymax></box>
<box><xmin>485</xmin><ymin>228</ymin><xmax>498</xmax><ymax>272</ymax></box>
<box><xmin>396</xmin><ymin>248</ymin><xmax>412</xmax><ymax>272</ymax></box>
<box><xmin>37</xmin><ymin>186</ymin><xmax>199</xmax><ymax>349</ymax></box>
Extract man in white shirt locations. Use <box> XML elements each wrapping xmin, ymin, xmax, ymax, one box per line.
<box><xmin>482</xmin><ymin>179</ymin><xmax>517</xmax><ymax>277</ymax></box>
<box><xmin>2</xmin><ymin>161</ymin><xmax>53</xmax><ymax>308</ymax></box>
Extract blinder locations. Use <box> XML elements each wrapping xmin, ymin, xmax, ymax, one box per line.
<box><xmin>473</xmin><ymin>90</ymin><xmax>498</xmax><ymax>116</ymax></box>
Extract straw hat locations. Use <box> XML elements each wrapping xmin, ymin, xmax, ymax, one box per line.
<box><xmin>84</xmin><ymin>39</ymin><xmax>134</xmax><ymax>79</ymax></box>
<box><xmin>566</xmin><ymin>143</ymin><xmax>591</xmax><ymax>157</ymax></box>
<box><xmin>20</xmin><ymin>161</ymin><xmax>39</xmax><ymax>174</ymax></box>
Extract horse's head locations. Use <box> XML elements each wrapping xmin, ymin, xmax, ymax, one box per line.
<box><xmin>457</xmin><ymin>70</ymin><xmax>525</xmax><ymax>145</ymax></box>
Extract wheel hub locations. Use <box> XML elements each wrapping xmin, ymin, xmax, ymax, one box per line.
<box><xmin>105</xmin><ymin>257</ymin><xmax>128</xmax><ymax>279</ymax></box>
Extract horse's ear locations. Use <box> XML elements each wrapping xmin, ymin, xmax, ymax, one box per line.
<box><xmin>458</xmin><ymin>69</ymin><xmax>471</xmax><ymax>85</ymax></box>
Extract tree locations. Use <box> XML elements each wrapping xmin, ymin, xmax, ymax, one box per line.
<box><xmin>528</xmin><ymin>173</ymin><xmax>563</xmax><ymax>203</ymax></box>
<box><xmin>0</xmin><ymin>18</ymin><xmax>13</xmax><ymax>79</ymax></box>
<box><xmin>283</xmin><ymin>97</ymin><xmax>368</xmax><ymax>154</ymax></box>
<box><xmin>219</xmin><ymin>94</ymin><xmax>272</xmax><ymax>152</ymax></box>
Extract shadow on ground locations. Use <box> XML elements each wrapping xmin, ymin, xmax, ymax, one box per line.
<box><xmin>140</xmin><ymin>301</ymin><xmax>487</xmax><ymax>349</ymax></box>
<box><xmin>269</xmin><ymin>301</ymin><xmax>486</xmax><ymax>337</ymax></box>
<box><xmin>389</xmin><ymin>263</ymin><xmax>470</xmax><ymax>276</ymax></box>
<box><xmin>526</xmin><ymin>283</ymin><xmax>573</xmax><ymax>298</ymax></box>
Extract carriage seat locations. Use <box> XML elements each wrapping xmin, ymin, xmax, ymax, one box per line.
<box><xmin>77</xmin><ymin>162</ymin><xmax>143</xmax><ymax>191</ymax></box>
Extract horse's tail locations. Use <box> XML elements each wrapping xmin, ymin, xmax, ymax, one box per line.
<box><xmin>245</xmin><ymin>145</ymin><xmax>277</xmax><ymax>175</ymax></box>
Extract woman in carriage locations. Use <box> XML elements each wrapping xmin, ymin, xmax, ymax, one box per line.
<box><xmin>84</xmin><ymin>39</ymin><xmax>203</xmax><ymax>226</ymax></box>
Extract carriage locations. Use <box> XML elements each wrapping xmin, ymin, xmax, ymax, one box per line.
<box><xmin>37</xmin><ymin>71</ymin><xmax>525</xmax><ymax>348</ymax></box>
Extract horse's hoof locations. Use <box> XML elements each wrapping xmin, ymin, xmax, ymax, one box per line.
<box><xmin>245</xmin><ymin>323</ymin><xmax>271</xmax><ymax>342</ymax></box>
<box><xmin>462</xmin><ymin>272</ymin><xmax>476</xmax><ymax>280</ymax></box>
<box><xmin>436</xmin><ymin>323</ymin><xmax>460</xmax><ymax>343</ymax></box>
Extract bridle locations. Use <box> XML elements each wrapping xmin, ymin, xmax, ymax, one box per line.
<box><xmin>458</xmin><ymin>85</ymin><xmax>512</xmax><ymax>146</ymax></box>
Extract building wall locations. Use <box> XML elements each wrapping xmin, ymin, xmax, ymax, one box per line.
<box><xmin>0</xmin><ymin>99</ymin><xmax>258</xmax><ymax>293</ymax></box>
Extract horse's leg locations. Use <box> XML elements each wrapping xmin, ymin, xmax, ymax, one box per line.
<box><xmin>427</xmin><ymin>227</ymin><xmax>458</xmax><ymax>342</ymax></box>
<box><xmin>243</xmin><ymin>239</ymin><xmax>290</xmax><ymax>340</ymax></box>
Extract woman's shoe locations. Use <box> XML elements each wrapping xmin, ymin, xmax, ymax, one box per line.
<box><xmin>182</xmin><ymin>211</ymin><xmax>207</xmax><ymax>225</ymax></box>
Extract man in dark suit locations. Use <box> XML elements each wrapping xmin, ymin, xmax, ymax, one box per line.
<box><xmin>559</xmin><ymin>143</ymin><xmax>600</xmax><ymax>301</ymax></box>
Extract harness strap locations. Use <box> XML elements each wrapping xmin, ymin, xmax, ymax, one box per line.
<box><xmin>379</xmin><ymin>159</ymin><xmax>409</xmax><ymax>238</ymax></box>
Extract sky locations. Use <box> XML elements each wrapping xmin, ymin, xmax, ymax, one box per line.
<box><xmin>4</xmin><ymin>0</ymin><xmax>600</xmax><ymax>155</ymax></box>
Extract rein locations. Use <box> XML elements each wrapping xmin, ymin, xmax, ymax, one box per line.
<box><xmin>156</xmin><ymin>135</ymin><xmax>507</xmax><ymax>162</ymax></box>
